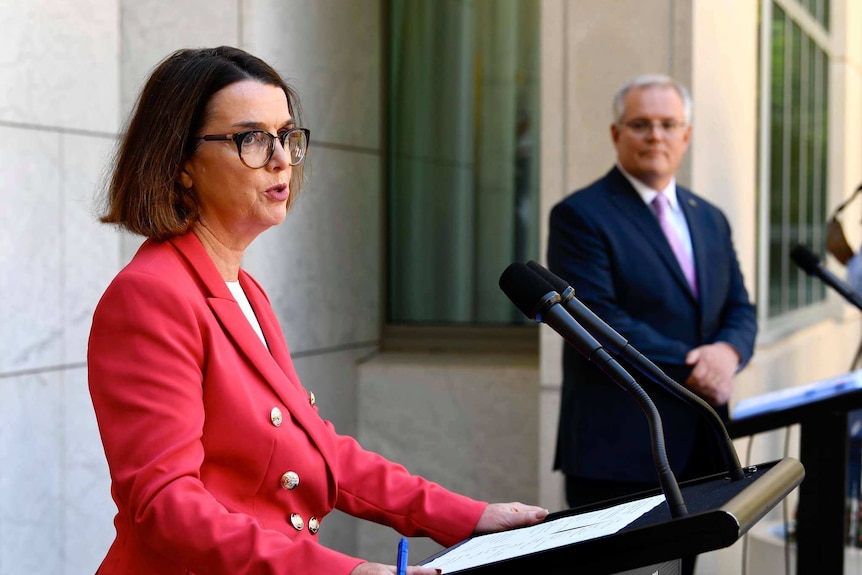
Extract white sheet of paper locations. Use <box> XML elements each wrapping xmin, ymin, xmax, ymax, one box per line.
<box><xmin>421</xmin><ymin>494</ymin><xmax>666</xmax><ymax>573</ymax></box>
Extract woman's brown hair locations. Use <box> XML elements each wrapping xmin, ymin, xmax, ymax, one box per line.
<box><xmin>100</xmin><ymin>46</ymin><xmax>306</xmax><ymax>240</ymax></box>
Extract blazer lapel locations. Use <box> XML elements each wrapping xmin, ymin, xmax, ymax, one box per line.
<box><xmin>237</xmin><ymin>273</ymin><xmax>326</xmax><ymax>418</ymax></box>
<box><xmin>168</xmin><ymin>232</ymin><xmax>338</xmax><ymax>488</ymax></box>
<box><xmin>238</xmin><ymin>274</ymin><xmax>297</xmax><ymax>381</ymax></box>
<box><xmin>606</xmin><ymin>169</ymin><xmax>697</xmax><ymax>303</ymax></box>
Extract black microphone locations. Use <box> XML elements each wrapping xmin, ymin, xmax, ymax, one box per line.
<box><xmin>499</xmin><ymin>262</ymin><xmax>688</xmax><ymax>517</ymax></box>
<box><xmin>791</xmin><ymin>244</ymin><xmax>862</xmax><ymax>311</ymax></box>
<box><xmin>832</xmin><ymin>183</ymin><xmax>862</xmax><ymax>217</ymax></box>
<box><xmin>525</xmin><ymin>260</ymin><xmax>745</xmax><ymax>481</ymax></box>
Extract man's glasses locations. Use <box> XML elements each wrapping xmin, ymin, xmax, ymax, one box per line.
<box><xmin>621</xmin><ymin>119</ymin><xmax>687</xmax><ymax>138</ymax></box>
<box><xmin>197</xmin><ymin>127</ymin><xmax>310</xmax><ymax>168</ymax></box>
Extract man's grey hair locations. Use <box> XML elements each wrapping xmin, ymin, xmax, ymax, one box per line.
<box><xmin>612</xmin><ymin>74</ymin><xmax>692</xmax><ymax>125</ymax></box>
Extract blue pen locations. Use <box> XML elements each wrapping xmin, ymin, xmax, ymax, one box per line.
<box><xmin>396</xmin><ymin>537</ymin><xmax>409</xmax><ymax>575</ymax></box>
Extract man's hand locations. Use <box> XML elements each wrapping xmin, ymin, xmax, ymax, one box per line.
<box><xmin>684</xmin><ymin>342</ymin><xmax>741</xmax><ymax>406</ymax></box>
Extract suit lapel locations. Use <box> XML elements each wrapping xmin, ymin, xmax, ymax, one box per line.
<box><xmin>168</xmin><ymin>232</ymin><xmax>338</xmax><ymax>488</ymax></box>
<box><xmin>606</xmin><ymin>169</ymin><xmax>697</xmax><ymax>304</ymax></box>
<box><xmin>678</xmin><ymin>187</ymin><xmax>709</xmax><ymax>309</ymax></box>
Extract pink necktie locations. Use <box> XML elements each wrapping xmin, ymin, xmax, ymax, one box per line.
<box><xmin>652</xmin><ymin>194</ymin><xmax>698</xmax><ymax>296</ymax></box>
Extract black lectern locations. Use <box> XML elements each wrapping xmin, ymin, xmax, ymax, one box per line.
<box><xmin>421</xmin><ymin>458</ymin><xmax>803</xmax><ymax>574</ymax></box>
<box><xmin>496</xmin><ymin>263</ymin><xmax>801</xmax><ymax>573</ymax></box>
<box><xmin>728</xmin><ymin>369</ymin><xmax>862</xmax><ymax>575</ymax></box>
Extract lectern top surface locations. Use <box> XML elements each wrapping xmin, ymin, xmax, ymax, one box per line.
<box><xmin>422</xmin><ymin>495</ymin><xmax>665</xmax><ymax>573</ymax></box>
<box><xmin>733</xmin><ymin>369</ymin><xmax>862</xmax><ymax>420</ymax></box>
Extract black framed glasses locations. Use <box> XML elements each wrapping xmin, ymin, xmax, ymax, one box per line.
<box><xmin>198</xmin><ymin>127</ymin><xmax>310</xmax><ymax>168</ymax></box>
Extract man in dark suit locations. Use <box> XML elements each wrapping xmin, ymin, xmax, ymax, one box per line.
<box><xmin>548</xmin><ymin>75</ymin><xmax>757</xmax><ymax>512</ymax></box>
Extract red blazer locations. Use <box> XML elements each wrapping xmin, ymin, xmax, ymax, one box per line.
<box><xmin>88</xmin><ymin>232</ymin><xmax>487</xmax><ymax>575</ymax></box>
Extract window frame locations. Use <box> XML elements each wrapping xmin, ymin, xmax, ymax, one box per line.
<box><xmin>756</xmin><ymin>0</ymin><xmax>841</xmax><ymax>343</ymax></box>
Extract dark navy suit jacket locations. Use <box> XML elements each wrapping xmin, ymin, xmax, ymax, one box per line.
<box><xmin>548</xmin><ymin>167</ymin><xmax>757</xmax><ymax>483</ymax></box>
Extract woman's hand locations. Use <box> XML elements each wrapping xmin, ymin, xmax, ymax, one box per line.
<box><xmin>474</xmin><ymin>502</ymin><xmax>549</xmax><ymax>534</ymax></box>
<box><xmin>349</xmin><ymin>503</ymin><xmax>549</xmax><ymax>575</ymax></box>
<box><xmin>350</xmin><ymin>563</ymin><xmax>440</xmax><ymax>575</ymax></box>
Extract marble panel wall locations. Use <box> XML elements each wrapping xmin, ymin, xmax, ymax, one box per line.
<box><xmin>63</xmin><ymin>367</ymin><xmax>114</xmax><ymax>573</ymax></box>
<box><xmin>0</xmin><ymin>370</ymin><xmax>64</xmax><ymax>573</ymax></box>
<box><xmin>0</xmin><ymin>130</ymin><xmax>120</xmax><ymax>574</ymax></box>
<box><xmin>0</xmin><ymin>370</ymin><xmax>113</xmax><ymax>574</ymax></box>
<box><xmin>0</xmin><ymin>0</ymin><xmax>119</xmax><ymax>133</ymax></box>
<box><xmin>355</xmin><ymin>353</ymin><xmax>540</xmax><ymax>563</ymax></box>
<box><xmin>0</xmin><ymin>1</ymin><xmax>122</xmax><ymax>571</ymax></box>
<box><xmin>119</xmin><ymin>0</ymin><xmax>241</xmax><ymax>120</ymax></box>
<box><xmin>1</xmin><ymin>126</ymin><xmax>64</xmax><ymax>374</ymax></box>
<box><xmin>0</xmin><ymin>371</ymin><xmax>63</xmax><ymax>574</ymax></box>
<box><xmin>244</xmin><ymin>0</ymin><xmax>382</xmax><ymax>150</ymax></box>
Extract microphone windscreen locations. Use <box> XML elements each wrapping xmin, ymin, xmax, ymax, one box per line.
<box><xmin>526</xmin><ymin>260</ymin><xmax>570</xmax><ymax>294</ymax></box>
<box><xmin>499</xmin><ymin>262</ymin><xmax>556</xmax><ymax>320</ymax></box>
<box><xmin>790</xmin><ymin>244</ymin><xmax>821</xmax><ymax>275</ymax></box>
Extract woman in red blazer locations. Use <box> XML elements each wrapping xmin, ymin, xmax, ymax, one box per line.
<box><xmin>89</xmin><ymin>46</ymin><xmax>547</xmax><ymax>575</ymax></box>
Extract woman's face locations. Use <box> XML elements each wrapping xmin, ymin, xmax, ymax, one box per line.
<box><xmin>181</xmin><ymin>79</ymin><xmax>294</xmax><ymax>245</ymax></box>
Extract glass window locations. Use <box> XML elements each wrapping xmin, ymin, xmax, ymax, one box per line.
<box><xmin>385</xmin><ymin>0</ymin><xmax>540</xmax><ymax>325</ymax></box>
<box><xmin>761</xmin><ymin>1</ymin><xmax>830</xmax><ymax>318</ymax></box>
<box><xmin>801</xmin><ymin>0</ymin><xmax>830</xmax><ymax>30</ymax></box>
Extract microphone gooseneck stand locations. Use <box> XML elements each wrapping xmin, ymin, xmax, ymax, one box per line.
<box><xmin>499</xmin><ymin>263</ymin><xmax>688</xmax><ymax>518</ymax></box>
<box><xmin>525</xmin><ymin>260</ymin><xmax>745</xmax><ymax>482</ymax></box>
